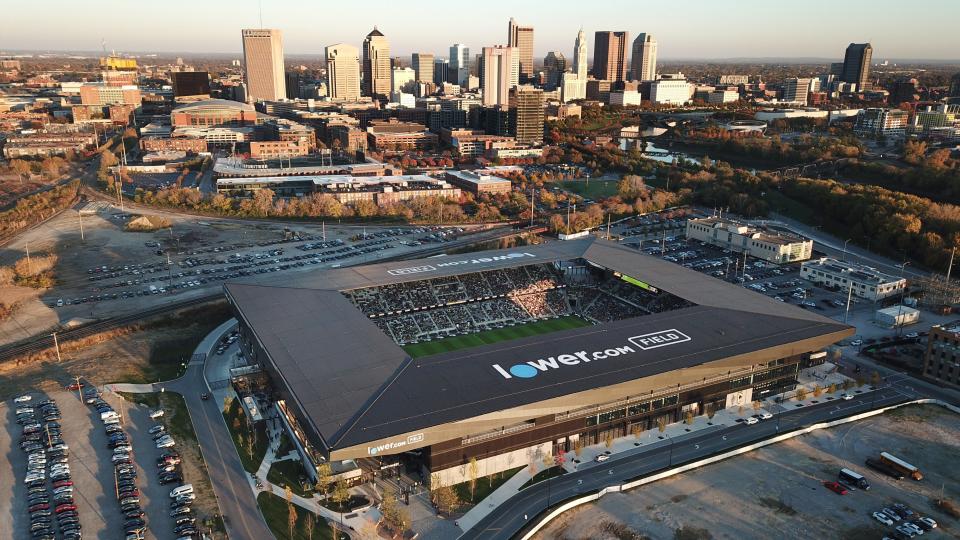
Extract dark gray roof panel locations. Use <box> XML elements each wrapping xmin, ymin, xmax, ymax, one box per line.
<box><xmin>225</xmin><ymin>238</ymin><xmax>851</xmax><ymax>451</ymax></box>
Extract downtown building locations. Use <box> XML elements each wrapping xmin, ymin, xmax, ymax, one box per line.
<box><xmin>363</xmin><ymin>28</ymin><xmax>392</xmax><ymax>100</ymax></box>
<box><xmin>242</xmin><ymin>29</ymin><xmax>286</xmax><ymax>101</ymax></box>
<box><xmin>326</xmin><ymin>43</ymin><xmax>362</xmax><ymax>101</ymax></box>
<box><xmin>593</xmin><ymin>31</ymin><xmax>630</xmax><ymax>82</ymax></box>
<box><xmin>508</xmin><ymin>18</ymin><xmax>535</xmax><ymax>84</ymax></box>
<box><xmin>630</xmin><ymin>33</ymin><xmax>657</xmax><ymax>81</ymax></box>
<box><xmin>225</xmin><ymin>239</ymin><xmax>851</xmax><ymax>486</ymax></box>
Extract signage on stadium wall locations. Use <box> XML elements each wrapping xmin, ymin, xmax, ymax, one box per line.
<box><xmin>367</xmin><ymin>432</ymin><xmax>425</xmax><ymax>456</ymax></box>
<box><xmin>386</xmin><ymin>252</ymin><xmax>536</xmax><ymax>276</ymax></box>
<box><xmin>492</xmin><ymin>329</ymin><xmax>691</xmax><ymax>380</ymax></box>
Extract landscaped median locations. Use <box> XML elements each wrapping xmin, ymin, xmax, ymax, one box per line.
<box><xmin>222</xmin><ymin>395</ymin><xmax>268</xmax><ymax>473</ymax></box>
<box><xmin>256</xmin><ymin>491</ymin><xmax>349</xmax><ymax>540</ymax></box>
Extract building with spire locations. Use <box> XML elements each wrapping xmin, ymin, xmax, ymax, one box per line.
<box><xmin>363</xmin><ymin>27</ymin><xmax>392</xmax><ymax>100</ymax></box>
<box><xmin>561</xmin><ymin>29</ymin><xmax>588</xmax><ymax>102</ymax></box>
<box><xmin>508</xmin><ymin>18</ymin><xmax>535</xmax><ymax>84</ymax></box>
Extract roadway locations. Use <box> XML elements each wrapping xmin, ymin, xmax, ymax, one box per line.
<box><xmin>460</xmin><ymin>385</ymin><xmax>920</xmax><ymax>540</ymax></box>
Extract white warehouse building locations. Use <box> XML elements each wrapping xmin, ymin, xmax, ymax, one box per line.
<box><xmin>685</xmin><ymin>216</ymin><xmax>813</xmax><ymax>264</ymax></box>
<box><xmin>650</xmin><ymin>73</ymin><xmax>692</xmax><ymax>105</ymax></box>
<box><xmin>800</xmin><ymin>258</ymin><xmax>907</xmax><ymax>302</ymax></box>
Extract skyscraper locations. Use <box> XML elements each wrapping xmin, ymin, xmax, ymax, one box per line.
<box><xmin>171</xmin><ymin>71</ymin><xmax>210</xmax><ymax>99</ymax></box>
<box><xmin>449</xmin><ymin>43</ymin><xmax>470</xmax><ymax>86</ymax></box>
<box><xmin>480</xmin><ymin>46</ymin><xmax>516</xmax><ymax>107</ymax></box>
<box><xmin>326</xmin><ymin>43</ymin><xmax>361</xmax><ymax>101</ymax></box>
<box><xmin>508</xmin><ymin>18</ymin><xmax>535</xmax><ymax>84</ymax></box>
<box><xmin>573</xmin><ymin>28</ymin><xmax>588</xmax><ymax>81</ymax></box>
<box><xmin>631</xmin><ymin>33</ymin><xmax>657</xmax><ymax>81</ymax></box>
<box><xmin>412</xmin><ymin>52</ymin><xmax>434</xmax><ymax>83</ymax></box>
<box><xmin>241</xmin><ymin>29</ymin><xmax>286</xmax><ymax>101</ymax></box>
<box><xmin>562</xmin><ymin>29</ymin><xmax>588</xmax><ymax>102</ymax></box>
<box><xmin>510</xmin><ymin>85</ymin><xmax>544</xmax><ymax>145</ymax></box>
<box><xmin>362</xmin><ymin>27</ymin><xmax>391</xmax><ymax>99</ymax></box>
<box><xmin>950</xmin><ymin>73</ymin><xmax>960</xmax><ymax>98</ymax></box>
<box><xmin>543</xmin><ymin>52</ymin><xmax>566</xmax><ymax>90</ymax></box>
<box><xmin>841</xmin><ymin>43</ymin><xmax>873</xmax><ymax>90</ymax></box>
<box><xmin>593</xmin><ymin>31</ymin><xmax>629</xmax><ymax>82</ymax></box>
<box><xmin>433</xmin><ymin>59</ymin><xmax>449</xmax><ymax>86</ymax></box>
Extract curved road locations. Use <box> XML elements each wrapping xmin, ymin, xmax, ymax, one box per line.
<box><xmin>460</xmin><ymin>386</ymin><xmax>914</xmax><ymax>540</ymax></box>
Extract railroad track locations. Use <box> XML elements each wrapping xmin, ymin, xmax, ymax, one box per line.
<box><xmin>0</xmin><ymin>295</ymin><xmax>220</xmax><ymax>363</ymax></box>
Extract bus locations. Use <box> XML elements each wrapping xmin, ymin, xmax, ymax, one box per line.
<box><xmin>838</xmin><ymin>468</ymin><xmax>870</xmax><ymax>490</ymax></box>
<box><xmin>879</xmin><ymin>452</ymin><xmax>923</xmax><ymax>481</ymax></box>
<box><xmin>865</xmin><ymin>458</ymin><xmax>905</xmax><ymax>480</ymax></box>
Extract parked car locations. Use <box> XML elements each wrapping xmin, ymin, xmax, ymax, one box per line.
<box><xmin>823</xmin><ymin>481</ymin><xmax>847</xmax><ymax>495</ymax></box>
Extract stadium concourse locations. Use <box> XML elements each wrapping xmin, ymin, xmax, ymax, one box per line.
<box><xmin>224</xmin><ymin>238</ymin><xmax>853</xmax><ymax>487</ymax></box>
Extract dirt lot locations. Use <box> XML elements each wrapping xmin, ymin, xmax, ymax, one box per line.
<box><xmin>534</xmin><ymin>405</ymin><xmax>959</xmax><ymax>540</ymax></box>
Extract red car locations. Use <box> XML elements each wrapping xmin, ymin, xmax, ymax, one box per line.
<box><xmin>65</xmin><ymin>383</ymin><xmax>83</xmax><ymax>391</ymax></box>
<box><xmin>118</xmin><ymin>489</ymin><xmax>140</xmax><ymax>499</ymax></box>
<box><xmin>55</xmin><ymin>504</ymin><xmax>77</xmax><ymax>513</ymax></box>
<box><xmin>823</xmin><ymin>481</ymin><xmax>848</xmax><ymax>495</ymax></box>
<box><xmin>29</xmin><ymin>503</ymin><xmax>49</xmax><ymax>512</ymax></box>
<box><xmin>53</xmin><ymin>480</ymin><xmax>73</xmax><ymax>488</ymax></box>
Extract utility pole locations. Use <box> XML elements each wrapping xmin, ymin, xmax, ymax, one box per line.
<box><xmin>947</xmin><ymin>247</ymin><xmax>956</xmax><ymax>284</ymax></box>
<box><xmin>73</xmin><ymin>376</ymin><xmax>81</xmax><ymax>400</ymax></box>
<box><xmin>322</xmin><ymin>221</ymin><xmax>326</xmax><ymax>242</ymax></box>
<box><xmin>25</xmin><ymin>241</ymin><xmax>32</xmax><ymax>274</ymax></box>
<box><xmin>843</xmin><ymin>281</ymin><xmax>854</xmax><ymax>324</ymax></box>
<box><xmin>529</xmin><ymin>186</ymin><xmax>535</xmax><ymax>228</ymax></box>
<box><xmin>78</xmin><ymin>210</ymin><xmax>84</xmax><ymax>241</ymax></box>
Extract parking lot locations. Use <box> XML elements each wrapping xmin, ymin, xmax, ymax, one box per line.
<box><xmin>0</xmin><ymin>388</ymin><xmax>201</xmax><ymax>540</ymax></box>
<box><xmin>617</xmin><ymin>232</ymin><xmax>858</xmax><ymax>319</ymax></box>
<box><xmin>534</xmin><ymin>404</ymin><xmax>958</xmax><ymax>540</ymax></box>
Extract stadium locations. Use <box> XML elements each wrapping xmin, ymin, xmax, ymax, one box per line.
<box><xmin>224</xmin><ymin>238</ymin><xmax>852</xmax><ymax>486</ymax></box>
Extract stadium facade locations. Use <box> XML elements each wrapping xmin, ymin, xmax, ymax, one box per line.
<box><xmin>225</xmin><ymin>238</ymin><xmax>852</xmax><ymax>486</ymax></box>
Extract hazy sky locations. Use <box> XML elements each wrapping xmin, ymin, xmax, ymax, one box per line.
<box><xmin>2</xmin><ymin>0</ymin><xmax>959</xmax><ymax>61</ymax></box>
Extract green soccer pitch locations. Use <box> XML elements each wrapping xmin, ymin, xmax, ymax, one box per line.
<box><xmin>402</xmin><ymin>315</ymin><xmax>591</xmax><ymax>358</ymax></box>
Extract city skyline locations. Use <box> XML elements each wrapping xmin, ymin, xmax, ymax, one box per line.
<box><xmin>2</xmin><ymin>0</ymin><xmax>959</xmax><ymax>61</ymax></box>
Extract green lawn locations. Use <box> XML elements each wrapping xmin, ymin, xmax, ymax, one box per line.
<box><xmin>560</xmin><ymin>179</ymin><xmax>621</xmax><ymax>199</ymax></box>
<box><xmin>257</xmin><ymin>491</ymin><xmax>347</xmax><ymax>540</ymax></box>
<box><xmin>224</xmin><ymin>397</ymin><xmax>268</xmax><ymax>473</ymax></box>
<box><xmin>268</xmin><ymin>458</ymin><xmax>312</xmax><ymax>497</ymax></box>
<box><xmin>452</xmin><ymin>466</ymin><xmax>524</xmax><ymax>505</ymax></box>
<box><xmin>402</xmin><ymin>316</ymin><xmax>591</xmax><ymax>358</ymax></box>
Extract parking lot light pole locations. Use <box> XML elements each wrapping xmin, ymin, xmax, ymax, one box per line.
<box><xmin>842</xmin><ymin>238</ymin><xmax>852</xmax><ymax>261</ymax></box>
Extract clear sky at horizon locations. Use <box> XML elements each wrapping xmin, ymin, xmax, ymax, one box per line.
<box><xmin>2</xmin><ymin>0</ymin><xmax>958</xmax><ymax>61</ymax></box>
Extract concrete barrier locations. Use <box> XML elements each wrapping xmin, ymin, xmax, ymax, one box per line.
<box><xmin>516</xmin><ymin>399</ymin><xmax>956</xmax><ymax>540</ymax></box>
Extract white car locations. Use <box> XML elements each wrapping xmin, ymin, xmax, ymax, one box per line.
<box><xmin>157</xmin><ymin>438</ymin><xmax>176</xmax><ymax>449</ymax></box>
<box><xmin>150</xmin><ymin>409</ymin><xmax>165</xmax><ymax>419</ymax></box>
<box><xmin>594</xmin><ymin>454</ymin><xmax>609</xmax><ymax>462</ymax></box>
<box><xmin>905</xmin><ymin>332</ymin><xmax>919</xmax><ymax>339</ymax></box>
<box><xmin>745</xmin><ymin>417</ymin><xmax>759</xmax><ymax>425</ymax></box>
<box><xmin>759</xmin><ymin>412</ymin><xmax>773</xmax><ymax>420</ymax></box>
<box><xmin>14</xmin><ymin>395</ymin><xmax>32</xmax><ymax>403</ymax></box>
<box><xmin>841</xmin><ymin>394</ymin><xmax>854</xmax><ymax>401</ymax></box>
<box><xmin>896</xmin><ymin>525</ymin><xmax>917</xmax><ymax>538</ymax></box>
<box><xmin>917</xmin><ymin>517</ymin><xmax>937</xmax><ymax>529</ymax></box>
<box><xmin>873</xmin><ymin>512</ymin><xmax>894</xmax><ymax>526</ymax></box>
<box><xmin>902</xmin><ymin>523</ymin><xmax>924</xmax><ymax>536</ymax></box>
<box><xmin>850</xmin><ymin>339</ymin><xmax>863</xmax><ymax>346</ymax></box>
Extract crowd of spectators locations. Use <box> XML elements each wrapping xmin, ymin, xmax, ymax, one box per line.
<box><xmin>344</xmin><ymin>263</ymin><xmax>695</xmax><ymax>345</ymax></box>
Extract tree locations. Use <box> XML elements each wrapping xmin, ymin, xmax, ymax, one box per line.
<box><xmin>331</xmin><ymin>477</ymin><xmax>350</xmax><ymax>513</ymax></box>
<box><xmin>684</xmin><ymin>410</ymin><xmax>695</xmax><ymax>425</ymax></box>
<box><xmin>381</xmin><ymin>487</ymin><xmax>402</xmax><ymax>533</ymax></box>
<box><xmin>315</xmin><ymin>462</ymin><xmax>333</xmax><ymax>498</ymax></box>
<box><xmin>573</xmin><ymin>439</ymin><xmax>584</xmax><ymax>457</ymax></box>
<box><xmin>812</xmin><ymin>384</ymin><xmax>823</xmax><ymax>398</ymax></box>
<box><xmin>304</xmin><ymin>510</ymin><xmax>315</xmax><ymax>540</ymax></box>
<box><xmin>631</xmin><ymin>424</ymin><xmax>642</xmax><ymax>439</ymax></box>
<box><xmin>657</xmin><ymin>417</ymin><xmax>667</xmax><ymax>434</ymax></box>
<box><xmin>8</xmin><ymin>159</ymin><xmax>30</xmax><ymax>183</ymax></box>
<box><xmin>468</xmin><ymin>457</ymin><xmax>480</xmax><ymax>502</ymax></box>
<box><xmin>604</xmin><ymin>432</ymin><xmax>614</xmax><ymax>449</ymax></box>
<box><xmin>795</xmin><ymin>387</ymin><xmax>808</xmax><ymax>401</ymax></box>
<box><xmin>706</xmin><ymin>403</ymin><xmax>716</xmax><ymax>423</ymax></box>
<box><xmin>430</xmin><ymin>474</ymin><xmax>461</xmax><ymax>514</ymax></box>
<box><xmin>827</xmin><ymin>383</ymin><xmax>837</xmax><ymax>394</ymax></box>
<box><xmin>871</xmin><ymin>370</ymin><xmax>882</xmax><ymax>387</ymax></box>
<box><xmin>285</xmin><ymin>486</ymin><xmax>297</xmax><ymax>540</ymax></box>
<box><xmin>842</xmin><ymin>379</ymin><xmax>854</xmax><ymax>391</ymax></box>
<box><xmin>752</xmin><ymin>400</ymin><xmax>762</xmax><ymax>414</ymax></box>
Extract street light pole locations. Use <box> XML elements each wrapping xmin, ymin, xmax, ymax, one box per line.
<box><xmin>842</xmin><ymin>238</ymin><xmax>852</xmax><ymax>261</ymax></box>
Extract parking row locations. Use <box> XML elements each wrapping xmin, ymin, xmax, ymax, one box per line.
<box><xmin>82</xmin><ymin>387</ymin><xmax>149</xmax><ymax>539</ymax></box>
<box><xmin>14</xmin><ymin>393</ymin><xmax>81</xmax><ymax>540</ymax></box>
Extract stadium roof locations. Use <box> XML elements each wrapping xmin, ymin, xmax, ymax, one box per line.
<box><xmin>225</xmin><ymin>238</ymin><xmax>852</xmax><ymax>454</ymax></box>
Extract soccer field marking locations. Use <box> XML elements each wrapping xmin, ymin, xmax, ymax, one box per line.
<box><xmin>403</xmin><ymin>316</ymin><xmax>590</xmax><ymax>358</ymax></box>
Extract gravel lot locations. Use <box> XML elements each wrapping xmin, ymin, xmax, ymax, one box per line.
<box><xmin>534</xmin><ymin>404</ymin><xmax>959</xmax><ymax>540</ymax></box>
